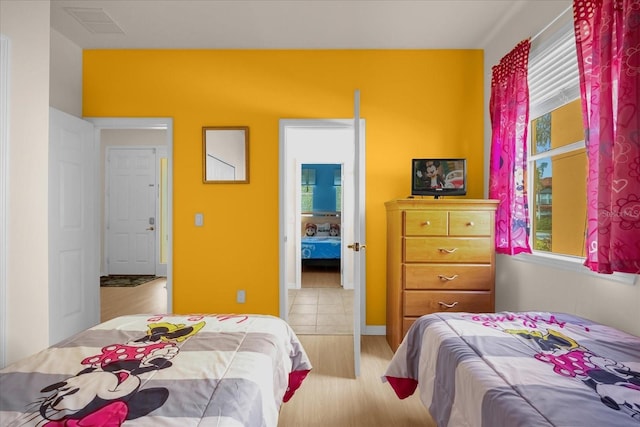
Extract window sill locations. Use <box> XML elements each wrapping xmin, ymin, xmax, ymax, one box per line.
<box><xmin>510</xmin><ymin>251</ymin><xmax>638</xmax><ymax>285</ymax></box>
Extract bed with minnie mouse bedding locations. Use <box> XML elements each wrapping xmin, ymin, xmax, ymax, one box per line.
<box><xmin>383</xmin><ymin>311</ymin><xmax>640</xmax><ymax>426</ymax></box>
<box><xmin>0</xmin><ymin>314</ymin><xmax>312</xmax><ymax>426</ymax></box>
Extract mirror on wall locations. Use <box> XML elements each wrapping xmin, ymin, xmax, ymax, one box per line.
<box><xmin>203</xmin><ymin>126</ymin><xmax>249</xmax><ymax>183</ymax></box>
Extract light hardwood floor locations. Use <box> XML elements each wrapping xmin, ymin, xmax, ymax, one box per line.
<box><xmin>301</xmin><ymin>266</ymin><xmax>341</xmax><ymax>288</ymax></box>
<box><xmin>278</xmin><ymin>335</ymin><xmax>435</xmax><ymax>427</ymax></box>
<box><xmin>100</xmin><ymin>279</ymin><xmax>435</xmax><ymax>427</ymax></box>
<box><xmin>100</xmin><ymin>277</ymin><xmax>168</xmax><ymax>322</ymax></box>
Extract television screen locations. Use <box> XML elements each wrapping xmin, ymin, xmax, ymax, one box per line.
<box><xmin>411</xmin><ymin>158</ymin><xmax>467</xmax><ymax>197</ymax></box>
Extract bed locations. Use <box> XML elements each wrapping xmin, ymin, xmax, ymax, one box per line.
<box><xmin>302</xmin><ymin>218</ymin><xmax>341</xmax><ymax>268</ymax></box>
<box><xmin>301</xmin><ymin>236</ymin><xmax>341</xmax><ymax>260</ymax></box>
<box><xmin>0</xmin><ymin>313</ymin><xmax>312</xmax><ymax>427</ymax></box>
<box><xmin>383</xmin><ymin>311</ymin><xmax>640</xmax><ymax>426</ymax></box>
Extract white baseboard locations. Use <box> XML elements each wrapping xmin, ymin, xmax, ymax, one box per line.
<box><xmin>363</xmin><ymin>325</ymin><xmax>385</xmax><ymax>335</ymax></box>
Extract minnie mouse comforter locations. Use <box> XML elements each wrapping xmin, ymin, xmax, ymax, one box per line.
<box><xmin>0</xmin><ymin>314</ymin><xmax>311</xmax><ymax>426</ymax></box>
<box><xmin>384</xmin><ymin>311</ymin><xmax>640</xmax><ymax>426</ymax></box>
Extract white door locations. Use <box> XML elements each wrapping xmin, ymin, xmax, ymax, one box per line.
<box><xmin>49</xmin><ymin>108</ymin><xmax>99</xmax><ymax>345</ymax></box>
<box><xmin>350</xmin><ymin>90</ymin><xmax>365</xmax><ymax>377</ymax></box>
<box><xmin>107</xmin><ymin>148</ymin><xmax>156</xmax><ymax>275</ymax></box>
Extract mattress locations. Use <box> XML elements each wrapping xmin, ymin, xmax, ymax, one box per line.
<box><xmin>383</xmin><ymin>311</ymin><xmax>640</xmax><ymax>426</ymax></box>
<box><xmin>0</xmin><ymin>313</ymin><xmax>312</xmax><ymax>426</ymax></box>
<box><xmin>301</xmin><ymin>236</ymin><xmax>341</xmax><ymax>259</ymax></box>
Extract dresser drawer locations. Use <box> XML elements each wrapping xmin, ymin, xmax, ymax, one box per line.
<box><xmin>404</xmin><ymin>237</ymin><xmax>492</xmax><ymax>263</ymax></box>
<box><xmin>404</xmin><ymin>290</ymin><xmax>494</xmax><ymax>316</ymax></box>
<box><xmin>404</xmin><ymin>264</ymin><xmax>492</xmax><ymax>290</ymax></box>
<box><xmin>449</xmin><ymin>211</ymin><xmax>492</xmax><ymax>236</ymax></box>
<box><xmin>404</xmin><ymin>211</ymin><xmax>447</xmax><ymax>236</ymax></box>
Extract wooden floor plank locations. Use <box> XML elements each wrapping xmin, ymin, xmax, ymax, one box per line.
<box><xmin>278</xmin><ymin>335</ymin><xmax>434</xmax><ymax>427</ymax></box>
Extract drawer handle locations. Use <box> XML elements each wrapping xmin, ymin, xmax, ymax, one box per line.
<box><xmin>438</xmin><ymin>247</ymin><xmax>458</xmax><ymax>254</ymax></box>
<box><xmin>439</xmin><ymin>301</ymin><xmax>459</xmax><ymax>309</ymax></box>
<box><xmin>421</xmin><ymin>220</ymin><xmax>431</xmax><ymax>226</ymax></box>
<box><xmin>438</xmin><ymin>274</ymin><xmax>459</xmax><ymax>281</ymax></box>
<box><xmin>467</xmin><ymin>221</ymin><xmax>475</xmax><ymax>226</ymax></box>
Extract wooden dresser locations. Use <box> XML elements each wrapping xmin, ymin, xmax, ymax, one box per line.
<box><xmin>385</xmin><ymin>198</ymin><xmax>499</xmax><ymax>351</ymax></box>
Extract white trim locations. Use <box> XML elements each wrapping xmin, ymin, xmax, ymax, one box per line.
<box><xmin>529</xmin><ymin>140</ymin><xmax>584</xmax><ymax>162</ymax></box>
<box><xmin>363</xmin><ymin>325</ymin><xmax>385</xmax><ymax>335</ymax></box>
<box><xmin>87</xmin><ymin>117</ymin><xmax>174</xmax><ymax>313</ymax></box>
<box><xmin>0</xmin><ymin>34</ymin><xmax>9</xmax><ymax>369</ymax></box>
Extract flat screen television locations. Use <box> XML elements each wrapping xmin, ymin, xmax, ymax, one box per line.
<box><xmin>411</xmin><ymin>158</ymin><xmax>467</xmax><ymax>198</ymax></box>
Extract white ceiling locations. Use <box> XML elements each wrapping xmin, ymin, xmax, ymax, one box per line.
<box><xmin>50</xmin><ymin>0</ymin><xmax>566</xmax><ymax>50</ymax></box>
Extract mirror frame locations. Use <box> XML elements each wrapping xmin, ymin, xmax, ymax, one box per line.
<box><xmin>202</xmin><ymin>126</ymin><xmax>249</xmax><ymax>184</ymax></box>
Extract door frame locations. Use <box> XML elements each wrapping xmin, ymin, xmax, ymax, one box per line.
<box><xmin>278</xmin><ymin>119</ymin><xmax>365</xmax><ymax>330</ymax></box>
<box><xmin>87</xmin><ymin>117</ymin><xmax>173</xmax><ymax>313</ymax></box>
<box><xmin>0</xmin><ymin>34</ymin><xmax>9</xmax><ymax>369</ymax></box>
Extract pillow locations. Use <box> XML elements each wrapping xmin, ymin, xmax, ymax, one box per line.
<box><xmin>329</xmin><ymin>223</ymin><xmax>340</xmax><ymax>236</ymax></box>
<box><xmin>304</xmin><ymin>223</ymin><xmax>317</xmax><ymax>236</ymax></box>
<box><xmin>315</xmin><ymin>223</ymin><xmax>331</xmax><ymax>236</ymax></box>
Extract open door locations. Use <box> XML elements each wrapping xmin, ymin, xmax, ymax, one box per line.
<box><xmin>49</xmin><ymin>108</ymin><xmax>100</xmax><ymax>344</ymax></box>
<box><xmin>349</xmin><ymin>89</ymin><xmax>365</xmax><ymax>377</ymax></box>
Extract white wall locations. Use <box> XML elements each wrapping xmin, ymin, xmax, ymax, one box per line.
<box><xmin>50</xmin><ymin>28</ymin><xmax>82</xmax><ymax>117</ymax></box>
<box><xmin>482</xmin><ymin>1</ymin><xmax>640</xmax><ymax>337</ymax></box>
<box><xmin>0</xmin><ymin>0</ymin><xmax>51</xmax><ymax>365</ymax></box>
<box><xmin>495</xmin><ymin>257</ymin><xmax>640</xmax><ymax>336</ymax></box>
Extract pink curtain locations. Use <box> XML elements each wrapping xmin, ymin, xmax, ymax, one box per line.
<box><xmin>574</xmin><ymin>0</ymin><xmax>640</xmax><ymax>274</ymax></box>
<box><xmin>489</xmin><ymin>40</ymin><xmax>532</xmax><ymax>255</ymax></box>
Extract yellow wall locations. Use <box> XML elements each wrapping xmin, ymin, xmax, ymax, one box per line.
<box><xmin>83</xmin><ymin>49</ymin><xmax>484</xmax><ymax>326</ymax></box>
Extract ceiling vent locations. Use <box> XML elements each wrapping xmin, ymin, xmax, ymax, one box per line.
<box><xmin>64</xmin><ymin>7</ymin><xmax>125</xmax><ymax>34</ymax></box>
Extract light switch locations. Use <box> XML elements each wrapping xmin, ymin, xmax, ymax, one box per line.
<box><xmin>237</xmin><ymin>290</ymin><xmax>246</xmax><ymax>303</ymax></box>
<box><xmin>195</xmin><ymin>213</ymin><xmax>204</xmax><ymax>227</ymax></box>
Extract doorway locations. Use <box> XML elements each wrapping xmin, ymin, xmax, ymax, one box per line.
<box><xmin>295</xmin><ymin>162</ymin><xmax>352</xmax><ymax>334</ymax></box>
<box><xmin>89</xmin><ymin>118</ymin><xmax>173</xmax><ymax>314</ymax></box>
<box><xmin>279</xmin><ymin>119</ymin><xmax>364</xmax><ymax>337</ymax></box>
<box><xmin>300</xmin><ymin>163</ymin><xmax>343</xmax><ymax>290</ymax></box>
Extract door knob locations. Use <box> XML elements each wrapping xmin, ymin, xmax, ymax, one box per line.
<box><xmin>348</xmin><ymin>243</ymin><xmax>366</xmax><ymax>252</ymax></box>
<box><xmin>146</xmin><ymin>226</ymin><xmax>155</xmax><ymax>231</ymax></box>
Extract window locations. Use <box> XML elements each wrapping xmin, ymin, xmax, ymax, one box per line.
<box><xmin>301</xmin><ymin>167</ymin><xmax>315</xmax><ymax>212</ymax></box>
<box><xmin>527</xmin><ymin>7</ymin><xmax>586</xmax><ymax>258</ymax></box>
<box><xmin>301</xmin><ymin>186</ymin><xmax>314</xmax><ymax>212</ymax></box>
<box><xmin>529</xmin><ymin>101</ymin><xmax>586</xmax><ymax>256</ymax></box>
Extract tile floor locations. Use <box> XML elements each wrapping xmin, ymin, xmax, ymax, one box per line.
<box><xmin>288</xmin><ymin>287</ymin><xmax>354</xmax><ymax>334</ymax></box>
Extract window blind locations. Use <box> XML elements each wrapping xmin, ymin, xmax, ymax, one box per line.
<box><xmin>528</xmin><ymin>6</ymin><xmax>580</xmax><ymax>119</ymax></box>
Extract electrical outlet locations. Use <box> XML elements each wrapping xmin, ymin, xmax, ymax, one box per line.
<box><xmin>237</xmin><ymin>290</ymin><xmax>246</xmax><ymax>303</ymax></box>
